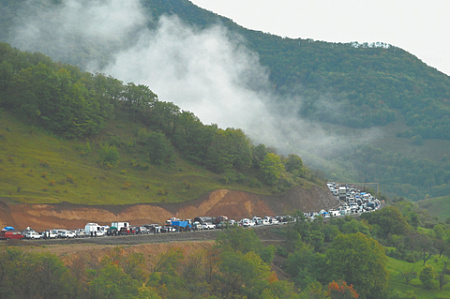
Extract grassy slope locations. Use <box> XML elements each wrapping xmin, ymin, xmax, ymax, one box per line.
<box><xmin>387</xmin><ymin>256</ymin><xmax>450</xmax><ymax>298</ymax></box>
<box><xmin>0</xmin><ymin>109</ymin><xmax>274</xmax><ymax>205</ymax></box>
<box><xmin>417</xmin><ymin>196</ymin><xmax>450</xmax><ymax>221</ymax></box>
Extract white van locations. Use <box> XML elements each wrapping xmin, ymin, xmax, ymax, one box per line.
<box><xmin>84</xmin><ymin>223</ymin><xmax>106</xmax><ymax>237</ymax></box>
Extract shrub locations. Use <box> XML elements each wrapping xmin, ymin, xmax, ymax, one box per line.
<box><xmin>157</xmin><ymin>189</ymin><xmax>168</xmax><ymax>196</ymax></box>
<box><xmin>39</xmin><ymin>160</ymin><xmax>49</xmax><ymax>167</ymax></box>
<box><xmin>183</xmin><ymin>180</ymin><xmax>191</xmax><ymax>189</ymax></box>
<box><xmin>419</xmin><ymin>265</ymin><xmax>436</xmax><ymax>289</ymax></box>
<box><xmin>66</xmin><ymin>174</ymin><xmax>75</xmax><ymax>184</ymax></box>
<box><xmin>98</xmin><ymin>143</ymin><xmax>120</xmax><ymax>167</ymax></box>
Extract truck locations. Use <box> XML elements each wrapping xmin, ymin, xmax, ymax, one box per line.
<box><xmin>338</xmin><ymin>186</ymin><xmax>347</xmax><ymax>200</ymax></box>
<box><xmin>171</xmin><ymin>220</ymin><xmax>192</xmax><ymax>232</ymax></box>
<box><xmin>111</xmin><ymin>222</ymin><xmax>129</xmax><ymax>231</ymax></box>
<box><xmin>84</xmin><ymin>223</ymin><xmax>106</xmax><ymax>237</ymax></box>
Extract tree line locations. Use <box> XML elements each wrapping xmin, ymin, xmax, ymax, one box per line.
<box><xmin>0</xmin><ymin>42</ymin><xmax>306</xmax><ymax>189</ymax></box>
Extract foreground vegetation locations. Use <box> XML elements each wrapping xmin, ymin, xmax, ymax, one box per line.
<box><xmin>1</xmin><ymin>199</ymin><xmax>449</xmax><ymax>299</ymax></box>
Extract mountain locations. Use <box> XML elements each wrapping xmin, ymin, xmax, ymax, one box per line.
<box><xmin>0</xmin><ymin>0</ymin><xmax>449</xmax><ymax>200</ymax></box>
<box><xmin>0</xmin><ymin>43</ymin><xmax>322</xmax><ymax>206</ymax></box>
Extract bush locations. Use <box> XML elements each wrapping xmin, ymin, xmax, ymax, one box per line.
<box><xmin>404</xmin><ymin>252</ymin><xmax>418</xmax><ymax>263</ymax></box>
<box><xmin>419</xmin><ymin>265</ymin><xmax>436</xmax><ymax>289</ymax></box>
<box><xmin>98</xmin><ymin>143</ymin><xmax>120</xmax><ymax>167</ymax></box>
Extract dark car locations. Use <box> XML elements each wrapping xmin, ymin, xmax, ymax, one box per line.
<box><xmin>107</xmin><ymin>227</ymin><xmax>118</xmax><ymax>236</ymax></box>
<box><xmin>134</xmin><ymin>226</ymin><xmax>149</xmax><ymax>234</ymax></box>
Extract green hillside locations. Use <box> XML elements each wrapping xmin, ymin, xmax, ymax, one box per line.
<box><xmin>0</xmin><ymin>110</ymin><xmax>290</xmax><ymax>205</ymax></box>
<box><xmin>0</xmin><ymin>0</ymin><xmax>449</xmax><ymax>201</ymax></box>
<box><xmin>417</xmin><ymin>196</ymin><xmax>450</xmax><ymax>222</ymax></box>
<box><xmin>0</xmin><ymin>44</ymin><xmax>319</xmax><ymax>205</ymax></box>
<box><xmin>0</xmin><ymin>108</ymin><xmax>268</xmax><ymax>205</ymax></box>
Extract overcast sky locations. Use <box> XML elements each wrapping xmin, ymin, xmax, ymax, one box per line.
<box><xmin>190</xmin><ymin>0</ymin><xmax>450</xmax><ymax>76</ymax></box>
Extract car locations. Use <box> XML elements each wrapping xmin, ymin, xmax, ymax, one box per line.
<box><xmin>240</xmin><ymin>218</ymin><xmax>255</xmax><ymax>227</ymax></box>
<box><xmin>60</xmin><ymin>230</ymin><xmax>76</xmax><ymax>238</ymax></box>
<box><xmin>25</xmin><ymin>231</ymin><xmax>42</xmax><ymax>239</ymax></box>
<box><xmin>135</xmin><ymin>226</ymin><xmax>150</xmax><ymax>234</ymax></box>
<box><xmin>252</xmin><ymin>216</ymin><xmax>262</xmax><ymax>225</ymax></box>
<box><xmin>56</xmin><ymin>229</ymin><xmax>69</xmax><ymax>238</ymax></box>
<box><xmin>144</xmin><ymin>224</ymin><xmax>162</xmax><ymax>233</ymax></box>
<box><xmin>42</xmin><ymin>229</ymin><xmax>58</xmax><ymax>239</ymax></box>
<box><xmin>163</xmin><ymin>226</ymin><xmax>176</xmax><ymax>233</ymax></box>
<box><xmin>106</xmin><ymin>227</ymin><xmax>118</xmax><ymax>236</ymax></box>
<box><xmin>119</xmin><ymin>227</ymin><xmax>133</xmax><ymax>235</ymax></box>
<box><xmin>203</xmin><ymin>223</ymin><xmax>216</xmax><ymax>230</ymax></box>
<box><xmin>216</xmin><ymin>221</ymin><xmax>229</xmax><ymax>229</ymax></box>
<box><xmin>75</xmin><ymin>229</ymin><xmax>89</xmax><ymax>238</ymax></box>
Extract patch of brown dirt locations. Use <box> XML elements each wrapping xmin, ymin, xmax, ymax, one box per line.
<box><xmin>0</xmin><ymin>185</ymin><xmax>337</xmax><ymax>231</ymax></box>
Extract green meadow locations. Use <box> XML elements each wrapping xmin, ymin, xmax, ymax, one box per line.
<box><xmin>0</xmin><ymin>110</ymin><xmax>271</xmax><ymax>205</ymax></box>
<box><xmin>387</xmin><ymin>255</ymin><xmax>450</xmax><ymax>298</ymax></box>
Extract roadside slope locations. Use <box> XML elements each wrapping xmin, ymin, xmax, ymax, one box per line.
<box><xmin>0</xmin><ymin>186</ymin><xmax>337</xmax><ymax>231</ymax></box>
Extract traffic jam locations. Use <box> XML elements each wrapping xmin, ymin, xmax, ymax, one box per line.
<box><xmin>1</xmin><ymin>183</ymin><xmax>381</xmax><ymax>241</ymax></box>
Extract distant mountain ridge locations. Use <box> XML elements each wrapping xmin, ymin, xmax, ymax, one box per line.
<box><xmin>1</xmin><ymin>0</ymin><xmax>448</xmax><ymax>138</ymax></box>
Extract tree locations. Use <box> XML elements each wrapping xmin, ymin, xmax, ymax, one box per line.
<box><xmin>438</xmin><ymin>261</ymin><xmax>448</xmax><ymax>291</ymax></box>
<box><xmin>360</xmin><ymin>206</ymin><xmax>410</xmax><ymax>239</ymax></box>
<box><xmin>285</xmin><ymin>246</ymin><xmax>329</xmax><ymax>289</ymax></box>
<box><xmin>284</xmin><ymin>154</ymin><xmax>304</xmax><ymax>177</ymax></box>
<box><xmin>299</xmin><ymin>281</ymin><xmax>328</xmax><ymax>299</ymax></box>
<box><xmin>397</xmin><ymin>267</ymin><xmax>417</xmax><ymax>286</ymax></box>
<box><xmin>327</xmin><ymin>280</ymin><xmax>359</xmax><ymax>299</ymax></box>
<box><xmin>260</xmin><ymin>153</ymin><xmax>285</xmax><ymax>186</ymax></box>
<box><xmin>218</xmin><ymin>251</ymin><xmax>271</xmax><ymax>298</ymax></box>
<box><xmin>216</xmin><ymin>226</ymin><xmax>274</xmax><ymax>263</ymax></box>
<box><xmin>406</xmin><ymin>232</ymin><xmax>435</xmax><ymax>265</ymax></box>
<box><xmin>419</xmin><ymin>265</ymin><xmax>436</xmax><ymax>289</ymax></box>
<box><xmin>252</xmin><ymin>144</ymin><xmax>269</xmax><ymax>169</ymax></box>
<box><xmin>88</xmin><ymin>260</ymin><xmax>144</xmax><ymax>299</ymax></box>
<box><xmin>326</xmin><ymin>232</ymin><xmax>388</xmax><ymax>299</ymax></box>
<box><xmin>146</xmin><ymin>131</ymin><xmax>174</xmax><ymax>165</ymax></box>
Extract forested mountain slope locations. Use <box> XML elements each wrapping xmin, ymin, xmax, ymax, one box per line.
<box><xmin>143</xmin><ymin>0</ymin><xmax>450</xmax><ymax>138</ymax></box>
<box><xmin>0</xmin><ymin>43</ymin><xmax>316</xmax><ymax>204</ymax></box>
<box><xmin>0</xmin><ymin>0</ymin><xmax>449</xmax><ymax>200</ymax></box>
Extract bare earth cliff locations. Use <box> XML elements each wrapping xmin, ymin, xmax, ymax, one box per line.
<box><xmin>0</xmin><ymin>186</ymin><xmax>337</xmax><ymax>231</ymax></box>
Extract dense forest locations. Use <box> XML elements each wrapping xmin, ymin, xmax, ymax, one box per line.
<box><xmin>1</xmin><ymin>201</ymin><xmax>449</xmax><ymax>299</ymax></box>
<box><xmin>143</xmin><ymin>0</ymin><xmax>450</xmax><ymax>139</ymax></box>
<box><xmin>0</xmin><ymin>0</ymin><xmax>448</xmax><ymax>200</ymax></box>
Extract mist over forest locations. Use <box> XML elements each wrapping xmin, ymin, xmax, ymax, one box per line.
<box><xmin>1</xmin><ymin>0</ymin><xmax>449</xmax><ymax>200</ymax></box>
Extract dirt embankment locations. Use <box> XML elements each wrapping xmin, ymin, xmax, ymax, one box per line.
<box><xmin>0</xmin><ymin>185</ymin><xmax>338</xmax><ymax>231</ymax></box>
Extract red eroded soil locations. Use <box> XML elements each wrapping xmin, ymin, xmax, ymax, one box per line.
<box><xmin>0</xmin><ymin>185</ymin><xmax>338</xmax><ymax>231</ymax></box>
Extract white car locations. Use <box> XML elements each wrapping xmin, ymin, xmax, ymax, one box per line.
<box><xmin>25</xmin><ymin>231</ymin><xmax>42</xmax><ymax>239</ymax></box>
<box><xmin>203</xmin><ymin>223</ymin><xmax>216</xmax><ymax>230</ymax></box>
<box><xmin>42</xmin><ymin>230</ymin><xmax>58</xmax><ymax>239</ymax></box>
<box><xmin>240</xmin><ymin>218</ymin><xmax>255</xmax><ymax>227</ymax></box>
<box><xmin>60</xmin><ymin>230</ymin><xmax>76</xmax><ymax>238</ymax></box>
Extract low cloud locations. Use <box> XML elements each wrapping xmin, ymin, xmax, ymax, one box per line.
<box><xmin>7</xmin><ymin>0</ymin><xmax>380</xmax><ymax>168</ymax></box>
